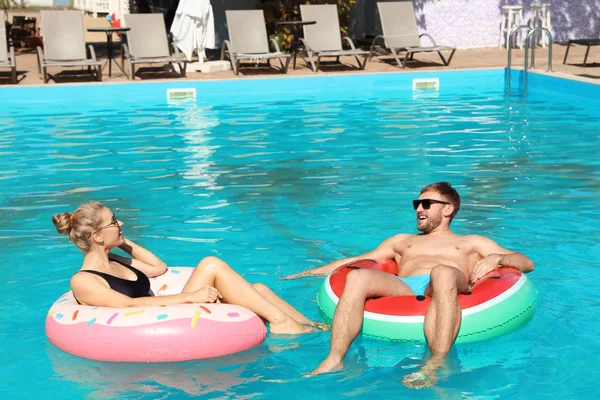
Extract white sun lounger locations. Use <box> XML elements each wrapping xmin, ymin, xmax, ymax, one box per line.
<box><xmin>221</xmin><ymin>10</ymin><xmax>291</xmax><ymax>75</ymax></box>
<box><xmin>122</xmin><ymin>14</ymin><xmax>188</xmax><ymax>80</ymax></box>
<box><xmin>369</xmin><ymin>2</ymin><xmax>456</xmax><ymax>68</ymax></box>
<box><xmin>0</xmin><ymin>19</ymin><xmax>17</xmax><ymax>83</ymax></box>
<box><xmin>299</xmin><ymin>4</ymin><xmax>369</xmax><ymax>72</ymax></box>
<box><xmin>37</xmin><ymin>10</ymin><xmax>102</xmax><ymax>83</ymax></box>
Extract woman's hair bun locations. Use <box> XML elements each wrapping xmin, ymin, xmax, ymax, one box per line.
<box><xmin>52</xmin><ymin>212</ymin><xmax>72</xmax><ymax>235</ymax></box>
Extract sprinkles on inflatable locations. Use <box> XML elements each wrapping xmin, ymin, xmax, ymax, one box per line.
<box><xmin>317</xmin><ymin>259</ymin><xmax>537</xmax><ymax>343</ymax></box>
<box><xmin>46</xmin><ymin>267</ymin><xmax>267</xmax><ymax>362</ymax></box>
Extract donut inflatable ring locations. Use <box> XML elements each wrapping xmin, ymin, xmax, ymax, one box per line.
<box><xmin>46</xmin><ymin>267</ymin><xmax>267</xmax><ymax>362</ymax></box>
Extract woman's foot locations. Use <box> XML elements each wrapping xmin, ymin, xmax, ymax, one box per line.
<box><xmin>269</xmin><ymin>315</ymin><xmax>317</xmax><ymax>335</ymax></box>
<box><xmin>307</xmin><ymin>321</ymin><xmax>331</xmax><ymax>331</ymax></box>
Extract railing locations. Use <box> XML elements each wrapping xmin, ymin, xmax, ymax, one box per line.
<box><xmin>506</xmin><ymin>26</ymin><xmax>553</xmax><ymax>96</ymax></box>
<box><xmin>506</xmin><ymin>25</ymin><xmax>530</xmax><ymax>93</ymax></box>
<box><xmin>523</xmin><ymin>27</ymin><xmax>553</xmax><ymax>96</ymax></box>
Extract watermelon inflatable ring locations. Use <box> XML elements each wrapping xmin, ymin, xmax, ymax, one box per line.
<box><xmin>317</xmin><ymin>259</ymin><xmax>537</xmax><ymax>343</ymax></box>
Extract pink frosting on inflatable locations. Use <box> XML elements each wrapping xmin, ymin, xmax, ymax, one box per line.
<box><xmin>46</xmin><ymin>315</ymin><xmax>267</xmax><ymax>362</ymax></box>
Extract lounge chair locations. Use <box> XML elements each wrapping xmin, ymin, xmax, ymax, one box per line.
<box><xmin>0</xmin><ymin>20</ymin><xmax>17</xmax><ymax>83</ymax></box>
<box><xmin>369</xmin><ymin>2</ymin><xmax>456</xmax><ymax>68</ymax></box>
<box><xmin>299</xmin><ymin>4</ymin><xmax>369</xmax><ymax>72</ymax></box>
<box><xmin>122</xmin><ymin>14</ymin><xmax>187</xmax><ymax>80</ymax></box>
<box><xmin>37</xmin><ymin>10</ymin><xmax>102</xmax><ymax>83</ymax></box>
<box><xmin>563</xmin><ymin>39</ymin><xmax>600</xmax><ymax>67</ymax></box>
<box><xmin>221</xmin><ymin>10</ymin><xmax>291</xmax><ymax>75</ymax></box>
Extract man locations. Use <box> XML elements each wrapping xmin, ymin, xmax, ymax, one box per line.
<box><xmin>281</xmin><ymin>182</ymin><xmax>534</xmax><ymax>388</ymax></box>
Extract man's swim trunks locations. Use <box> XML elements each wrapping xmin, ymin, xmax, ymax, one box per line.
<box><xmin>397</xmin><ymin>274</ymin><xmax>431</xmax><ymax>296</ymax></box>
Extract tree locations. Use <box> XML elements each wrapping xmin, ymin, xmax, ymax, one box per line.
<box><xmin>2</xmin><ymin>0</ymin><xmax>21</xmax><ymax>23</ymax></box>
<box><xmin>1</xmin><ymin>0</ymin><xmax>20</xmax><ymax>11</ymax></box>
<box><xmin>259</xmin><ymin>0</ymin><xmax>358</xmax><ymax>49</ymax></box>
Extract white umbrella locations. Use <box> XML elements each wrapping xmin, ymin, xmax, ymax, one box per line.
<box><xmin>170</xmin><ymin>0</ymin><xmax>215</xmax><ymax>63</ymax></box>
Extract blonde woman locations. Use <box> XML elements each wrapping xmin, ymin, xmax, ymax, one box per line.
<box><xmin>52</xmin><ymin>201</ymin><xmax>323</xmax><ymax>334</ymax></box>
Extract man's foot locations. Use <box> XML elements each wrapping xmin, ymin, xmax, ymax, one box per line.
<box><xmin>308</xmin><ymin>357</ymin><xmax>343</xmax><ymax>376</ymax></box>
<box><xmin>270</xmin><ymin>316</ymin><xmax>317</xmax><ymax>335</ymax></box>
<box><xmin>402</xmin><ymin>368</ymin><xmax>438</xmax><ymax>389</ymax></box>
<box><xmin>402</xmin><ymin>370</ymin><xmax>438</xmax><ymax>389</ymax></box>
<box><xmin>403</xmin><ymin>351</ymin><xmax>446</xmax><ymax>389</ymax></box>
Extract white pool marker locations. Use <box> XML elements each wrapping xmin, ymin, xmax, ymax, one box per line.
<box><xmin>412</xmin><ymin>78</ymin><xmax>440</xmax><ymax>91</ymax></box>
<box><xmin>167</xmin><ymin>88</ymin><xmax>197</xmax><ymax>102</ymax></box>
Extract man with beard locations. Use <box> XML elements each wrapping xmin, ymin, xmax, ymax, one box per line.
<box><xmin>281</xmin><ymin>182</ymin><xmax>534</xmax><ymax>388</ymax></box>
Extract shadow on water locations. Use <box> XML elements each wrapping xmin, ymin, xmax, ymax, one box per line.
<box><xmin>0</xmin><ymin>189</ymin><xmax>139</xmax><ymax>253</ymax></box>
<box><xmin>214</xmin><ymin>159</ymin><xmax>339</xmax><ymax>249</ymax></box>
<box><xmin>25</xmin><ymin>318</ymin><xmax>538</xmax><ymax>399</ymax></box>
<box><xmin>217</xmin><ymin>161</ymin><xmax>335</xmax><ymax>209</ymax></box>
<box><xmin>47</xmin><ymin>343</ymin><xmax>270</xmax><ymax>398</ymax></box>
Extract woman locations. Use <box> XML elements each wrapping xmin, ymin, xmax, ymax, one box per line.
<box><xmin>52</xmin><ymin>201</ymin><xmax>324</xmax><ymax>334</ymax></box>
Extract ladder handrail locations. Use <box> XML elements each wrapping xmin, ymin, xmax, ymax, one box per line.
<box><xmin>506</xmin><ymin>25</ymin><xmax>531</xmax><ymax>92</ymax></box>
<box><xmin>506</xmin><ymin>26</ymin><xmax>553</xmax><ymax>96</ymax></box>
<box><xmin>523</xmin><ymin>27</ymin><xmax>553</xmax><ymax>96</ymax></box>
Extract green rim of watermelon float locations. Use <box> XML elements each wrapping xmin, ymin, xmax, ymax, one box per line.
<box><xmin>317</xmin><ymin>259</ymin><xmax>537</xmax><ymax>343</ymax></box>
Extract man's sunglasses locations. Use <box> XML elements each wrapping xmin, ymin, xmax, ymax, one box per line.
<box><xmin>413</xmin><ymin>199</ymin><xmax>451</xmax><ymax>210</ymax></box>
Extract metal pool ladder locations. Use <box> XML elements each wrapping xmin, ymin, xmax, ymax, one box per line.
<box><xmin>506</xmin><ymin>26</ymin><xmax>553</xmax><ymax>96</ymax></box>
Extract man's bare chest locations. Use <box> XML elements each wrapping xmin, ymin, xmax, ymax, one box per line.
<box><xmin>396</xmin><ymin>236</ymin><xmax>472</xmax><ymax>259</ymax></box>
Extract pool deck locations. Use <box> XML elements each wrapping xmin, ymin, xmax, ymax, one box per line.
<box><xmin>2</xmin><ymin>11</ymin><xmax>599</xmax><ymax>86</ymax></box>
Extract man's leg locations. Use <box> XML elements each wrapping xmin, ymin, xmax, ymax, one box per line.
<box><xmin>403</xmin><ymin>264</ymin><xmax>468</xmax><ymax>389</ymax></box>
<box><xmin>424</xmin><ymin>265</ymin><xmax>468</xmax><ymax>352</ymax></box>
<box><xmin>310</xmin><ymin>268</ymin><xmax>414</xmax><ymax>376</ymax></box>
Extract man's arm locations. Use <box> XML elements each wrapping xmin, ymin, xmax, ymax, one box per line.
<box><xmin>279</xmin><ymin>257</ymin><xmax>360</xmax><ymax>280</ymax></box>
<box><xmin>279</xmin><ymin>234</ymin><xmax>408</xmax><ymax>280</ymax></box>
<box><xmin>469</xmin><ymin>235</ymin><xmax>534</xmax><ymax>283</ymax></box>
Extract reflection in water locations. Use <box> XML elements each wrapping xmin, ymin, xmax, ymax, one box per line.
<box><xmin>2</xmin><ymin>76</ymin><xmax>599</xmax><ymax>398</ymax></box>
<box><xmin>178</xmin><ymin>104</ymin><xmax>221</xmax><ymax>192</ymax></box>
<box><xmin>47</xmin><ymin>343</ymin><xmax>268</xmax><ymax>398</ymax></box>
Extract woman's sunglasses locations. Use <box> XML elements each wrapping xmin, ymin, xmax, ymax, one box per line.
<box><xmin>413</xmin><ymin>199</ymin><xmax>451</xmax><ymax>210</ymax></box>
<box><xmin>97</xmin><ymin>214</ymin><xmax>118</xmax><ymax>231</ymax></box>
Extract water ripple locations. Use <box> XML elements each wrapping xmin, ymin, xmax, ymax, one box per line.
<box><xmin>0</xmin><ymin>79</ymin><xmax>599</xmax><ymax>399</ymax></box>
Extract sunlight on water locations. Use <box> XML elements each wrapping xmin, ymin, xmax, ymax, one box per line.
<box><xmin>0</xmin><ymin>72</ymin><xmax>599</xmax><ymax>399</ymax></box>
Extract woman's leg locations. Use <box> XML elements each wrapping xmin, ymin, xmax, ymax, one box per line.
<box><xmin>253</xmin><ymin>283</ymin><xmax>330</xmax><ymax>331</ymax></box>
<box><xmin>252</xmin><ymin>283</ymin><xmax>311</xmax><ymax>325</ymax></box>
<box><xmin>182</xmin><ymin>256</ymin><xmax>315</xmax><ymax>334</ymax></box>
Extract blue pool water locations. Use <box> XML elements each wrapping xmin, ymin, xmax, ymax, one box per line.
<box><xmin>1</xmin><ymin>70</ymin><xmax>599</xmax><ymax>399</ymax></box>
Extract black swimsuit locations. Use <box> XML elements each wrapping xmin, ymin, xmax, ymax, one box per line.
<box><xmin>77</xmin><ymin>256</ymin><xmax>152</xmax><ymax>298</ymax></box>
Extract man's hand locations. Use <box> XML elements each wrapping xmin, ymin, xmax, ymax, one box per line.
<box><xmin>278</xmin><ymin>271</ymin><xmax>310</xmax><ymax>280</ymax></box>
<box><xmin>470</xmin><ymin>254</ymin><xmax>503</xmax><ymax>284</ymax></box>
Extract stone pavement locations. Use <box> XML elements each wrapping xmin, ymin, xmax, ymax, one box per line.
<box><xmin>2</xmin><ymin>10</ymin><xmax>599</xmax><ymax>86</ymax></box>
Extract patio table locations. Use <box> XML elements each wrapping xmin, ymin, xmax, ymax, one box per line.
<box><xmin>275</xmin><ymin>20</ymin><xmax>316</xmax><ymax>70</ymax></box>
<box><xmin>563</xmin><ymin>39</ymin><xmax>600</xmax><ymax>67</ymax></box>
<box><xmin>87</xmin><ymin>27</ymin><xmax>131</xmax><ymax>77</ymax></box>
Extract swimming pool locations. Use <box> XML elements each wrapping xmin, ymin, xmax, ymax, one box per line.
<box><xmin>1</xmin><ymin>69</ymin><xmax>599</xmax><ymax>399</ymax></box>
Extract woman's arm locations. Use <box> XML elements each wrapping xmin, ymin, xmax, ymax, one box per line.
<box><xmin>71</xmin><ymin>273</ymin><xmax>220</xmax><ymax>307</ymax></box>
<box><xmin>115</xmin><ymin>237</ymin><xmax>168</xmax><ymax>277</ymax></box>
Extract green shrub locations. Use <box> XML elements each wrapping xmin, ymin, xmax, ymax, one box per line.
<box><xmin>259</xmin><ymin>0</ymin><xmax>358</xmax><ymax>50</ymax></box>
